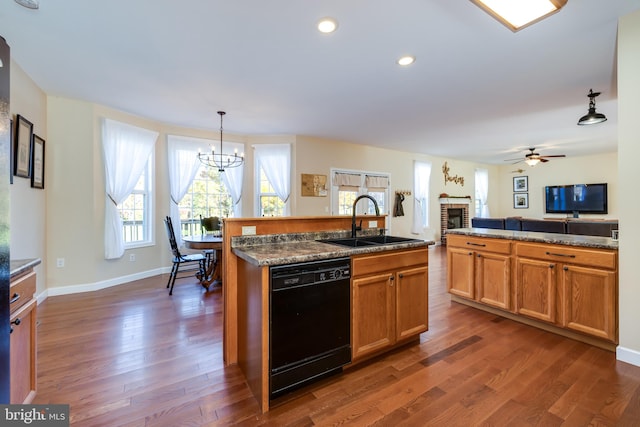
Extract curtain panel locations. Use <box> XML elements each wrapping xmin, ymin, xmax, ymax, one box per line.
<box><xmin>254</xmin><ymin>144</ymin><xmax>291</xmax><ymax>203</ymax></box>
<box><xmin>411</xmin><ymin>161</ymin><xmax>432</xmax><ymax>235</ymax></box>
<box><xmin>167</xmin><ymin>135</ymin><xmax>210</xmax><ymax>248</ymax></box>
<box><xmin>102</xmin><ymin>119</ymin><xmax>158</xmax><ymax>259</ymax></box>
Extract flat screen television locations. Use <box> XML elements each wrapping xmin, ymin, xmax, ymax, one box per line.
<box><xmin>545</xmin><ymin>183</ymin><xmax>608</xmax><ymax>215</ymax></box>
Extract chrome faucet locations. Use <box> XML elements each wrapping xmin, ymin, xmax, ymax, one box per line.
<box><xmin>352</xmin><ymin>194</ymin><xmax>380</xmax><ymax>238</ymax></box>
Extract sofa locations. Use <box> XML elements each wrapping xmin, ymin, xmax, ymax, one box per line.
<box><xmin>471</xmin><ymin>217</ymin><xmax>618</xmax><ymax>237</ymax></box>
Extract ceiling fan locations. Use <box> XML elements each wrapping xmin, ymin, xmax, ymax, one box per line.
<box><xmin>505</xmin><ymin>148</ymin><xmax>566</xmax><ymax>166</ymax></box>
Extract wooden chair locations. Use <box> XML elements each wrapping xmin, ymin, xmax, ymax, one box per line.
<box><xmin>163</xmin><ymin>216</ymin><xmax>207</xmax><ymax>295</ymax></box>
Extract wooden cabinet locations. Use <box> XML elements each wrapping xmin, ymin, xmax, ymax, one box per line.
<box><xmin>516</xmin><ymin>242</ymin><xmax>617</xmax><ymax>342</ymax></box>
<box><xmin>9</xmin><ymin>270</ymin><xmax>37</xmax><ymax>404</ymax></box>
<box><xmin>447</xmin><ymin>234</ymin><xmax>511</xmax><ymax>310</ymax></box>
<box><xmin>352</xmin><ymin>248</ymin><xmax>429</xmax><ymax>361</ymax></box>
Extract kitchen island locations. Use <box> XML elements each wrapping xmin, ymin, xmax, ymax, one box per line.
<box><xmin>222</xmin><ymin>216</ymin><xmax>433</xmax><ymax>412</ymax></box>
<box><xmin>446</xmin><ymin>227</ymin><xmax>618</xmax><ymax>351</ymax></box>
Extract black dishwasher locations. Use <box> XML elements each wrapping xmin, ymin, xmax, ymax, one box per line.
<box><xmin>270</xmin><ymin>257</ymin><xmax>351</xmax><ymax>399</ymax></box>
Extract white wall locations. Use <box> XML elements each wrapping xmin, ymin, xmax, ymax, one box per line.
<box><xmin>9</xmin><ymin>60</ymin><xmax>46</xmax><ymax>295</ymax></box>
<box><xmin>497</xmin><ymin>152</ymin><xmax>618</xmax><ymax>219</ymax></box>
<box><xmin>617</xmin><ymin>9</ymin><xmax>640</xmax><ymax>366</ymax></box>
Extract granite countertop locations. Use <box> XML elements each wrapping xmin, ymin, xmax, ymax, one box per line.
<box><xmin>10</xmin><ymin>258</ymin><xmax>42</xmax><ymax>278</ymax></box>
<box><xmin>446</xmin><ymin>228</ymin><xmax>618</xmax><ymax>250</ymax></box>
<box><xmin>232</xmin><ymin>231</ymin><xmax>435</xmax><ymax>266</ymax></box>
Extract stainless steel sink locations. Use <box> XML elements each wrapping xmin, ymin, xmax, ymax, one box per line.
<box><xmin>318</xmin><ymin>235</ymin><xmax>422</xmax><ymax>248</ymax></box>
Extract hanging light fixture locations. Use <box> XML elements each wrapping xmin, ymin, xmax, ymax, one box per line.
<box><xmin>198</xmin><ymin>111</ymin><xmax>244</xmax><ymax>172</ymax></box>
<box><xmin>577</xmin><ymin>89</ymin><xmax>607</xmax><ymax>125</ymax></box>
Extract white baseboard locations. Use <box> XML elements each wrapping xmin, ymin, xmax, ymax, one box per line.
<box><xmin>617</xmin><ymin>346</ymin><xmax>640</xmax><ymax>367</ymax></box>
<box><xmin>36</xmin><ymin>267</ymin><xmax>170</xmax><ymax>304</ymax></box>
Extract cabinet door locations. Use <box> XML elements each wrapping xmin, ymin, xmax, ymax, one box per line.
<box><xmin>516</xmin><ymin>258</ymin><xmax>557</xmax><ymax>323</ymax></box>
<box><xmin>476</xmin><ymin>252</ymin><xmax>511</xmax><ymax>310</ymax></box>
<box><xmin>396</xmin><ymin>266</ymin><xmax>429</xmax><ymax>340</ymax></box>
<box><xmin>10</xmin><ymin>299</ymin><xmax>37</xmax><ymax>404</ymax></box>
<box><xmin>447</xmin><ymin>247</ymin><xmax>475</xmax><ymax>299</ymax></box>
<box><xmin>352</xmin><ymin>273</ymin><xmax>395</xmax><ymax>360</ymax></box>
<box><xmin>562</xmin><ymin>265</ymin><xmax>617</xmax><ymax>342</ymax></box>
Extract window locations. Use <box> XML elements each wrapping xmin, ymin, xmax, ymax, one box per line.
<box><xmin>254</xmin><ymin>144</ymin><xmax>291</xmax><ymax>217</ymax></box>
<box><xmin>475</xmin><ymin>168</ymin><xmax>489</xmax><ymax>217</ymax></box>
<box><xmin>331</xmin><ymin>170</ymin><xmax>389</xmax><ymax>216</ymax></box>
<box><xmin>258</xmin><ymin>168</ymin><xmax>286</xmax><ymax>216</ymax></box>
<box><xmin>178</xmin><ymin>164</ymin><xmax>234</xmax><ymax>235</ymax></box>
<box><xmin>412</xmin><ymin>161</ymin><xmax>431</xmax><ymax>234</ymax></box>
<box><xmin>118</xmin><ymin>156</ymin><xmax>153</xmax><ymax>247</ymax></box>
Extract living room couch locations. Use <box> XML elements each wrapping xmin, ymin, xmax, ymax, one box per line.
<box><xmin>471</xmin><ymin>217</ymin><xmax>618</xmax><ymax>237</ymax></box>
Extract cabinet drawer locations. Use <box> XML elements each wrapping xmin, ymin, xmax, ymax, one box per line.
<box><xmin>353</xmin><ymin>248</ymin><xmax>428</xmax><ymax>277</ymax></box>
<box><xmin>447</xmin><ymin>234</ymin><xmax>511</xmax><ymax>255</ymax></box>
<box><xmin>516</xmin><ymin>243</ymin><xmax>616</xmax><ymax>270</ymax></box>
<box><xmin>10</xmin><ymin>271</ymin><xmax>36</xmax><ymax>315</ymax></box>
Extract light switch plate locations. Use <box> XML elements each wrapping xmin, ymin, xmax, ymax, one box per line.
<box><xmin>242</xmin><ymin>225</ymin><xmax>257</xmax><ymax>235</ymax></box>
<box><xmin>368</xmin><ymin>220</ymin><xmax>378</xmax><ymax>228</ymax></box>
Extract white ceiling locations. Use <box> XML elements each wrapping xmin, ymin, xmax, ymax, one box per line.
<box><xmin>1</xmin><ymin>0</ymin><xmax>639</xmax><ymax>164</ymax></box>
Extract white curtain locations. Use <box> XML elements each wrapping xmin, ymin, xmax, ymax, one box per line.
<box><xmin>167</xmin><ymin>135</ymin><xmax>210</xmax><ymax>248</ymax></box>
<box><xmin>254</xmin><ymin>144</ymin><xmax>291</xmax><ymax>203</ymax></box>
<box><xmin>102</xmin><ymin>119</ymin><xmax>158</xmax><ymax>259</ymax></box>
<box><xmin>411</xmin><ymin>161</ymin><xmax>432</xmax><ymax>235</ymax></box>
<box><xmin>475</xmin><ymin>168</ymin><xmax>490</xmax><ymax>217</ymax></box>
<box><xmin>219</xmin><ymin>141</ymin><xmax>245</xmax><ymax>217</ymax></box>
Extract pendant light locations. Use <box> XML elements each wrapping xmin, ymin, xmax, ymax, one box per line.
<box><xmin>198</xmin><ymin>111</ymin><xmax>244</xmax><ymax>172</ymax></box>
<box><xmin>577</xmin><ymin>89</ymin><xmax>607</xmax><ymax>125</ymax></box>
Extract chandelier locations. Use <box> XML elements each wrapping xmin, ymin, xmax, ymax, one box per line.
<box><xmin>198</xmin><ymin>111</ymin><xmax>244</xmax><ymax>171</ymax></box>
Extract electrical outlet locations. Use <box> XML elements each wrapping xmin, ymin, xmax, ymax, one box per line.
<box><xmin>56</xmin><ymin>258</ymin><xmax>65</xmax><ymax>268</ymax></box>
<box><xmin>242</xmin><ymin>225</ymin><xmax>256</xmax><ymax>236</ymax></box>
<box><xmin>129</xmin><ymin>254</ymin><xmax>136</xmax><ymax>262</ymax></box>
<box><xmin>368</xmin><ymin>220</ymin><xmax>378</xmax><ymax>228</ymax></box>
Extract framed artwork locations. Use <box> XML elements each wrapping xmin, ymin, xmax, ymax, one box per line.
<box><xmin>31</xmin><ymin>134</ymin><xmax>45</xmax><ymax>189</ymax></box>
<box><xmin>301</xmin><ymin>173</ymin><xmax>327</xmax><ymax>197</ymax></box>
<box><xmin>14</xmin><ymin>114</ymin><xmax>33</xmax><ymax>178</ymax></box>
<box><xmin>514</xmin><ymin>193</ymin><xmax>529</xmax><ymax>209</ymax></box>
<box><xmin>513</xmin><ymin>175</ymin><xmax>528</xmax><ymax>192</ymax></box>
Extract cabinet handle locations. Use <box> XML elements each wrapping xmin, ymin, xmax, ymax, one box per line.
<box><xmin>11</xmin><ymin>318</ymin><xmax>21</xmax><ymax>326</ymax></box>
<box><xmin>399</xmin><ymin>274</ymin><xmax>404</xmax><ymax>278</ymax></box>
<box><xmin>477</xmin><ymin>254</ymin><xmax>482</xmax><ymax>258</ymax></box>
<box><xmin>10</xmin><ymin>293</ymin><xmax>20</xmax><ymax>304</ymax></box>
<box><xmin>549</xmin><ymin>264</ymin><xmax>555</xmax><ymax>269</ymax></box>
<box><xmin>467</xmin><ymin>242</ymin><xmax>486</xmax><ymax>247</ymax></box>
<box><xmin>389</xmin><ymin>276</ymin><xmax>394</xmax><ymax>286</ymax></box>
<box><xmin>545</xmin><ymin>251</ymin><xmax>576</xmax><ymax>258</ymax></box>
<box><xmin>468</xmin><ymin>252</ymin><xmax>473</xmax><ymax>256</ymax></box>
<box><xmin>563</xmin><ymin>266</ymin><xmax>569</xmax><ymax>271</ymax></box>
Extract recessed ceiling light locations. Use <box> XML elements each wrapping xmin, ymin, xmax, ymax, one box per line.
<box><xmin>14</xmin><ymin>0</ymin><xmax>39</xmax><ymax>10</ymax></box>
<box><xmin>317</xmin><ymin>17</ymin><xmax>338</xmax><ymax>33</ymax></box>
<box><xmin>397</xmin><ymin>56</ymin><xmax>416</xmax><ymax>66</ymax></box>
<box><xmin>470</xmin><ymin>0</ymin><xmax>567</xmax><ymax>32</ymax></box>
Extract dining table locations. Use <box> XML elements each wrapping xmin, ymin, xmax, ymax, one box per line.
<box><xmin>183</xmin><ymin>234</ymin><xmax>223</xmax><ymax>288</ymax></box>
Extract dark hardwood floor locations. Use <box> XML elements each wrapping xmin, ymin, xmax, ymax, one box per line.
<box><xmin>33</xmin><ymin>246</ymin><xmax>640</xmax><ymax>426</ymax></box>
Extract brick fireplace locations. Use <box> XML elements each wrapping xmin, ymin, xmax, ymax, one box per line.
<box><xmin>439</xmin><ymin>198</ymin><xmax>471</xmax><ymax>245</ymax></box>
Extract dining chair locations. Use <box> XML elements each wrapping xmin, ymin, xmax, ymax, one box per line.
<box><xmin>163</xmin><ymin>216</ymin><xmax>207</xmax><ymax>295</ymax></box>
<box><xmin>200</xmin><ymin>215</ymin><xmax>221</xmax><ymax>268</ymax></box>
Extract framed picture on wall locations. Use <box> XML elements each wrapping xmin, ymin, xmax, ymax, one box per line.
<box><xmin>14</xmin><ymin>114</ymin><xmax>33</xmax><ymax>178</ymax></box>
<box><xmin>31</xmin><ymin>134</ymin><xmax>45</xmax><ymax>189</ymax></box>
<box><xmin>513</xmin><ymin>176</ymin><xmax>528</xmax><ymax>192</ymax></box>
<box><xmin>514</xmin><ymin>193</ymin><xmax>529</xmax><ymax>209</ymax></box>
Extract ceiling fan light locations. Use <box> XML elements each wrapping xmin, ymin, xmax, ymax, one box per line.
<box><xmin>14</xmin><ymin>0</ymin><xmax>39</xmax><ymax>9</ymax></box>
<box><xmin>525</xmin><ymin>158</ymin><xmax>540</xmax><ymax>166</ymax></box>
<box><xmin>470</xmin><ymin>0</ymin><xmax>566</xmax><ymax>32</ymax></box>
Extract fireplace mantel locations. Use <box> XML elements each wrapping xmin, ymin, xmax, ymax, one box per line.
<box><xmin>439</xmin><ymin>197</ymin><xmax>472</xmax><ymax>205</ymax></box>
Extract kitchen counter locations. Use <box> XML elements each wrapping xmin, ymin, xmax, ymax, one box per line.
<box><xmin>232</xmin><ymin>231</ymin><xmax>434</xmax><ymax>266</ymax></box>
<box><xmin>10</xmin><ymin>258</ymin><xmax>41</xmax><ymax>278</ymax></box>
<box><xmin>446</xmin><ymin>228</ymin><xmax>617</xmax><ymax>250</ymax></box>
